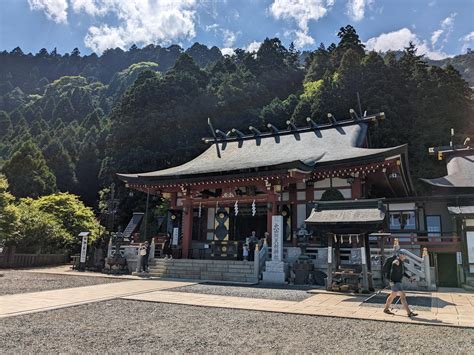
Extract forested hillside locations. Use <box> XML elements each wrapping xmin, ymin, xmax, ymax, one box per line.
<box><xmin>0</xmin><ymin>26</ymin><xmax>472</xmax><ymax>220</ymax></box>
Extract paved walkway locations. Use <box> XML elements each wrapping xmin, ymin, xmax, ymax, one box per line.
<box><xmin>1</xmin><ymin>269</ymin><xmax>473</xmax><ymax>328</ymax></box>
<box><xmin>123</xmin><ymin>288</ymin><xmax>474</xmax><ymax>328</ymax></box>
<box><xmin>0</xmin><ymin>280</ymin><xmax>195</xmax><ymax>318</ymax></box>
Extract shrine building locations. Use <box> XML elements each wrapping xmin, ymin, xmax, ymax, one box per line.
<box><xmin>117</xmin><ymin>112</ymin><xmax>472</xmax><ymax>289</ymax></box>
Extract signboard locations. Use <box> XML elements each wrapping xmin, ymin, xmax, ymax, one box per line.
<box><xmin>80</xmin><ymin>235</ymin><xmax>88</xmax><ymax>263</ymax></box>
<box><xmin>456</xmin><ymin>252</ymin><xmax>462</xmax><ymax>265</ymax></box>
<box><xmin>328</xmin><ymin>246</ymin><xmax>332</xmax><ymax>263</ymax></box>
<box><xmin>172</xmin><ymin>227</ymin><xmax>179</xmax><ymax>246</ymax></box>
<box><xmin>271</xmin><ymin>215</ymin><xmax>283</xmax><ymax>262</ymax></box>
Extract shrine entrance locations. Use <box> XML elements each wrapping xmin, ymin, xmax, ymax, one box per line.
<box><xmin>229</xmin><ymin>205</ymin><xmax>267</xmax><ymax>241</ymax></box>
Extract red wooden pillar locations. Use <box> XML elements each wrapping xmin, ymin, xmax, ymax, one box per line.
<box><xmin>170</xmin><ymin>192</ymin><xmax>178</xmax><ymax>209</ymax></box>
<box><xmin>352</xmin><ymin>177</ymin><xmax>363</xmax><ymax>199</ymax></box>
<box><xmin>182</xmin><ymin>198</ymin><xmax>193</xmax><ymax>259</ymax></box>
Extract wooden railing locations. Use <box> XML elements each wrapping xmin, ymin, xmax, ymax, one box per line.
<box><xmin>379</xmin><ymin>231</ymin><xmax>461</xmax><ymax>247</ymax></box>
<box><xmin>0</xmin><ymin>252</ymin><xmax>69</xmax><ymax>268</ymax></box>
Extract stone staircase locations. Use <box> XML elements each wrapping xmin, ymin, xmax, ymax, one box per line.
<box><xmin>146</xmin><ymin>259</ymin><xmax>258</xmax><ymax>284</ymax></box>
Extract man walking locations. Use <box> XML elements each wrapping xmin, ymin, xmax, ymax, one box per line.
<box><xmin>383</xmin><ymin>250</ymin><xmax>418</xmax><ymax>318</ymax></box>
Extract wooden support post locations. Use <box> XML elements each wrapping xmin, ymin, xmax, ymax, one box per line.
<box><xmin>365</xmin><ymin>234</ymin><xmax>371</xmax><ymax>272</ymax></box>
<box><xmin>380</xmin><ymin>235</ymin><xmax>386</xmax><ymax>285</ymax></box>
<box><xmin>351</xmin><ymin>177</ymin><xmax>363</xmax><ymax>199</ymax></box>
<box><xmin>182</xmin><ymin>199</ymin><xmax>193</xmax><ymax>259</ymax></box>
<box><xmin>327</xmin><ymin>233</ymin><xmax>333</xmax><ymax>290</ymax></box>
<box><xmin>361</xmin><ymin>234</ymin><xmax>369</xmax><ymax>292</ymax></box>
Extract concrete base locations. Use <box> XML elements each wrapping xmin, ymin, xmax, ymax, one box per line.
<box><xmin>262</xmin><ymin>261</ymin><xmax>288</xmax><ymax>284</ymax></box>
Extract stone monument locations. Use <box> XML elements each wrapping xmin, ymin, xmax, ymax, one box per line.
<box><xmin>262</xmin><ymin>215</ymin><xmax>288</xmax><ymax>283</ymax></box>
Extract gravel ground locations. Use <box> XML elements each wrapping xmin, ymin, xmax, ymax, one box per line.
<box><xmin>169</xmin><ymin>283</ymin><xmax>313</xmax><ymax>301</ymax></box>
<box><xmin>0</xmin><ymin>270</ymin><xmax>125</xmax><ymax>295</ymax></box>
<box><xmin>1</xmin><ymin>299</ymin><xmax>472</xmax><ymax>353</ymax></box>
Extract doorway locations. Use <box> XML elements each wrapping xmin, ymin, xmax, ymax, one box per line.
<box><xmin>436</xmin><ymin>253</ymin><xmax>458</xmax><ymax>287</ymax></box>
<box><xmin>229</xmin><ymin>205</ymin><xmax>267</xmax><ymax>241</ymax></box>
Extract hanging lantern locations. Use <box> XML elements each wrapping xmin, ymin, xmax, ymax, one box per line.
<box><xmin>356</xmin><ymin>235</ymin><xmax>359</xmax><ymax>243</ymax></box>
<box><xmin>251</xmin><ymin>200</ymin><xmax>256</xmax><ymax>216</ymax></box>
<box><xmin>234</xmin><ymin>200</ymin><xmax>239</xmax><ymax>216</ymax></box>
<box><xmin>334</xmin><ymin>234</ymin><xmax>337</xmax><ymax>243</ymax></box>
<box><xmin>349</xmin><ymin>235</ymin><xmax>352</xmax><ymax>244</ymax></box>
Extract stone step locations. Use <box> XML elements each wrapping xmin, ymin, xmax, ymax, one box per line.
<box><xmin>148</xmin><ymin>268</ymin><xmax>255</xmax><ymax>277</ymax></box>
<box><xmin>147</xmin><ymin>272</ymin><xmax>258</xmax><ymax>282</ymax></box>
<box><xmin>145</xmin><ymin>258</ymin><xmax>257</xmax><ymax>283</ymax></box>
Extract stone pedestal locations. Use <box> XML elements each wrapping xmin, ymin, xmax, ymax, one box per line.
<box><xmin>262</xmin><ymin>261</ymin><xmax>288</xmax><ymax>283</ymax></box>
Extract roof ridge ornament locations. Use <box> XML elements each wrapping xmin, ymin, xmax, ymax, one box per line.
<box><xmin>203</xmin><ymin>112</ymin><xmax>386</xmax><ymax>156</ymax></box>
<box><xmin>215</xmin><ymin>129</ymin><xmax>228</xmax><ymax>150</ymax></box>
<box><xmin>249</xmin><ymin>126</ymin><xmax>262</xmax><ymax>146</ymax></box>
<box><xmin>207</xmin><ymin>117</ymin><xmax>221</xmax><ymax>158</ymax></box>
<box><xmin>286</xmin><ymin>120</ymin><xmax>300</xmax><ymax>141</ymax></box>
<box><xmin>428</xmin><ymin>128</ymin><xmax>473</xmax><ymax>160</ymax></box>
<box><xmin>231</xmin><ymin>128</ymin><xmax>245</xmax><ymax>148</ymax></box>
<box><xmin>267</xmin><ymin>123</ymin><xmax>281</xmax><ymax>143</ymax></box>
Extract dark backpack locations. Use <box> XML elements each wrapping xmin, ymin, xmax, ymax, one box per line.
<box><xmin>383</xmin><ymin>255</ymin><xmax>396</xmax><ymax>279</ymax></box>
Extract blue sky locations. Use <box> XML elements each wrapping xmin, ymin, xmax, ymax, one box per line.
<box><xmin>1</xmin><ymin>0</ymin><xmax>473</xmax><ymax>59</ymax></box>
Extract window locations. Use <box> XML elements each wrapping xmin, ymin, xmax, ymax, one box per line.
<box><xmin>389</xmin><ymin>211</ymin><xmax>416</xmax><ymax>230</ymax></box>
<box><xmin>426</xmin><ymin>215</ymin><xmax>441</xmax><ymax>237</ymax></box>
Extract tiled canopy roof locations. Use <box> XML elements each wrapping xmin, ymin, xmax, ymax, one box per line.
<box><xmin>305</xmin><ymin>199</ymin><xmax>386</xmax><ymax>225</ymax></box>
<box><xmin>420</xmin><ymin>154</ymin><xmax>474</xmax><ymax>188</ymax></box>
<box><xmin>118</xmin><ymin>122</ymin><xmax>406</xmax><ymax>182</ymax></box>
<box><xmin>447</xmin><ymin>206</ymin><xmax>474</xmax><ymax>215</ymax></box>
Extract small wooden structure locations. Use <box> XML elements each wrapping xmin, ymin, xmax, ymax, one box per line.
<box><xmin>305</xmin><ymin>199</ymin><xmax>387</xmax><ymax>293</ymax></box>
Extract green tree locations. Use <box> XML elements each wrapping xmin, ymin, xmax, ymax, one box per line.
<box><xmin>0</xmin><ymin>111</ymin><xmax>13</xmax><ymax>138</ymax></box>
<box><xmin>0</xmin><ymin>174</ymin><xmax>20</xmax><ymax>246</ymax></box>
<box><xmin>16</xmin><ymin>199</ymin><xmax>71</xmax><ymax>253</ymax></box>
<box><xmin>2</xmin><ymin>140</ymin><xmax>56</xmax><ymax>197</ymax></box>
<box><xmin>75</xmin><ymin>141</ymin><xmax>100</xmax><ymax>206</ymax></box>
<box><xmin>43</xmin><ymin>139</ymin><xmax>77</xmax><ymax>192</ymax></box>
<box><xmin>26</xmin><ymin>193</ymin><xmax>99</xmax><ymax>252</ymax></box>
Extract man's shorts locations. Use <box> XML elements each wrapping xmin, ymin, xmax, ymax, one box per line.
<box><xmin>390</xmin><ymin>282</ymin><xmax>403</xmax><ymax>292</ymax></box>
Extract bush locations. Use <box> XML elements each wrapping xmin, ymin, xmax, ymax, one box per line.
<box><xmin>16</xmin><ymin>201</ymin><xmax>71</xmax><ymax>253</ymax></box>
<box><xmin>22</xmin><ymin>193</ymin><xmax>100</xmax><ymax>253</ymax></box>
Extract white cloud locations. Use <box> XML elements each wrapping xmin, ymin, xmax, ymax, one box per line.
<box><xmin>205</xmin><ymin>23</ymin><xmax>219</xmax><ymax>32</ymax></box>
<box><xmin>73</xmin><ymin>0</ymin><xmax>198</xmax><ymax>54</ymax></box>
<box><xmin>441</xmin><ymin>12</ymin><xmax>456</xmax><ymax>29</ymax></box>
<box><xmin>294</xmin><ymin>30</ymin><xmax>315</xmax><ymax>47</ymax></box>
<box><xmin>28</xmin><ymin>0</ymin><xmax>68</xmax><ymax>24</ymax></box>
<box><xmin>269</xmin><ymin>0</ymin><xmax>334</xmax><ymax>48</ymax></box>
<box><xmin>246</xmin><ymin>41</ymin><xmax>261</xmax><ymax>53</ymax></box>
<box><xmin>345</xmin><ymin>0</ymin><xmax>374</xmax><ymax>22</ymax></box>
<box><xmin>460</xmin><ymin>31</ymin><xmax>474</xmax><ymax>52</ymax></box>
<box><xmin>431</xmin><ymin>12</ymin><xmax>457</xmax><ymax>48</ymax></box>
<box><xmin>365</xmin><ymin>27</ymin><xmax>450</xmax><ymax>60</ymax></box>
<box><xmin>461</xmin><ymin>31</ymin><xmax>474</xmax><ymax>42</ymax></box>
<box><xmin>71</xmin><ymin>0</ymin><xmax>109</xmax><ymax>16</ymax></box>
<box><xmin>220</xmin><ymin>47</ymin><xmax>235</xmax><ymax>56</ymax></box>
<box><xmin>431</xmin><ymin>29</ymin><xmax>443</xmax><ymax>46</ymax></box>
<box><xmin>222</xmin><ymin>29</ymin><xmax>238</xmax><ymax>48</ymax></box>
